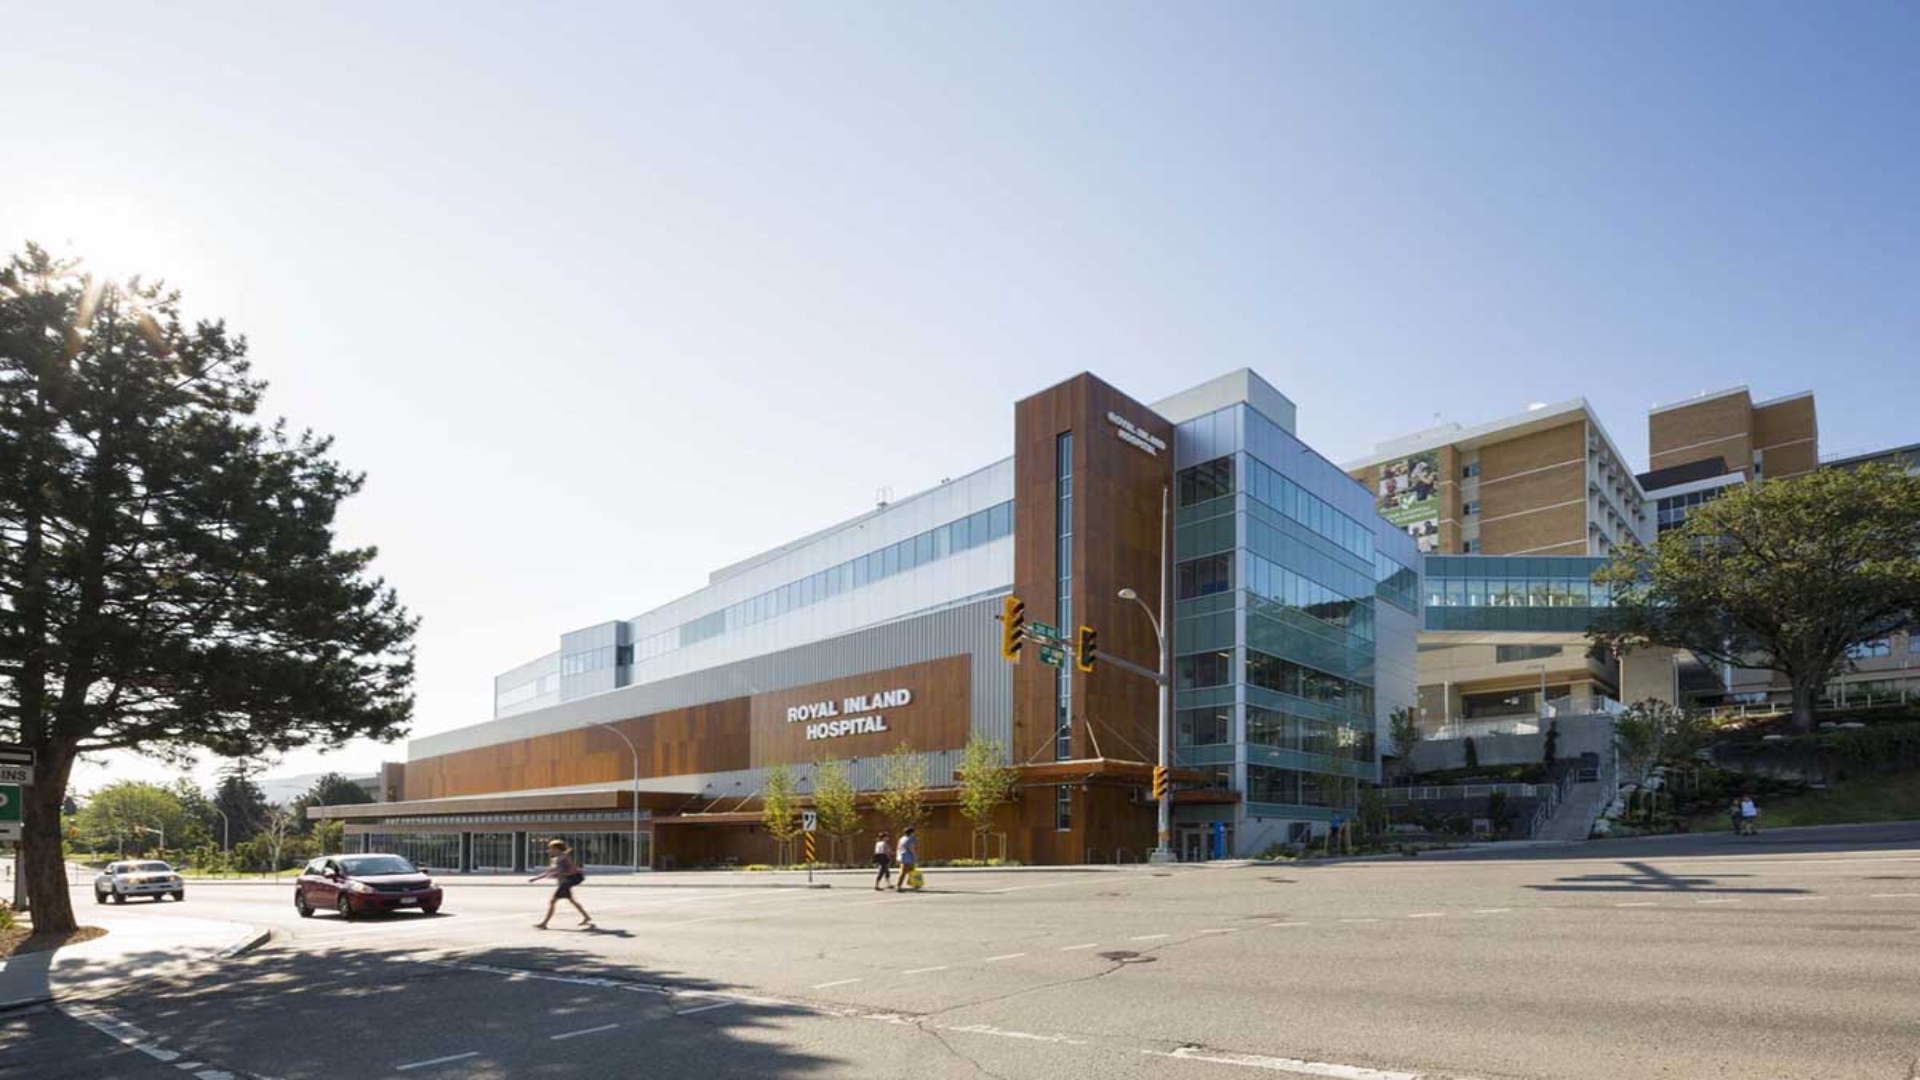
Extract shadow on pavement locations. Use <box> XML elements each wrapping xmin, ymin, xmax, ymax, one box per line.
<box><xmin>13</xmin><ymin>940</ymin><xmax>846</xmax><ymax>1079</ymax></box>
<box><xmin>1525</xmin><ymin>860</ymin><xmax>1808</xmax><ymax>896</ymax></box>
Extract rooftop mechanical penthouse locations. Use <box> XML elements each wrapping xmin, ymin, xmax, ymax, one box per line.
<box><xmin>312</xmin><ymin>371</ymin><xmax>1420</xmax><ymax>868</ymax></box>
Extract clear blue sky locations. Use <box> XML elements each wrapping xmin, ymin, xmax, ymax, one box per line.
<box><xmin>4</xmin><ymin>3</ymin><xmax>1914</xmax><ymax>795</ymax></box>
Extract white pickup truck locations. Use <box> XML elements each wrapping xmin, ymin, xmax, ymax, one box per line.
<box><xmin>94</xmin><ymin>860</ymin><xmax>187</xmax><ymax>904</ymax></box>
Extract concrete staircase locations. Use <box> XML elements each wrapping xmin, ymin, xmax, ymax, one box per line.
<box><xmin>1536</xmin><ymin>780</ymin><xmax>1608</xmax><ymax>841</ymax></box>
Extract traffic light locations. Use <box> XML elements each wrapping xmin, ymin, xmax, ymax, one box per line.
<box><xmin>1000</xmin><ymin>595</ymin><xmax>1026</xmax><ymax>661</ymax></box>
<box><xmin>1151</xmin><ymin>765</ymin><xmax>1168</xmax><ymax>801</ymax></box>
<box><xmin>1075</xmin><ymin>625</ymin><xmax>1098</xmax><ymax>672</ymax></box>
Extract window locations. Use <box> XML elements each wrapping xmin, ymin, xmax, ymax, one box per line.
<box><xmin>1245</xmin><ymin>650</ymin><xmax>1373</xmax><ymax>716</ymax></box>
<box><xmin>1462</xmin><ymin>462</ymin><xmax>1480</xmax><ymax>479</ymax></box>
<box><xmin>1463</xmin><ymin>538</ymin><xmax>1481</xmax><ymax>554</ymax></box>
<box><xmin>1055</xmin><ymin>786</ymin><xmax>1072</xmax><ymax>830</ymax></box>
<box><xmin>1177</xmin><ymin>553</ymin><xmax>1234</xmax><ymax>599</ymax></box>
<box><xmin>1056</xmin><ymin>432</ymin><xmax>1074</xmax><ymax>761</ymax></box>
<box><xmin>1178</xmin><ymin>456</ymin><xmax>1234</xmax><ymax>507</ymax></box>
<box><xmin>1910</xmin><ymin>636</ymin><xmax>1920</xmax><ymax>654</ymax></box>
<box><xmin>1496</xmin><ymin>644</ymin><xmax>1561</xmax><ymax>663</ymax></box>
<box><xmin>1176</xmin><ymin>707</ymin><xmax>1232</xmax><ymax>747</ymax></box>
<box><xmin>1462</xmin><ymin>501</ymin><xmax>1479</xmax><ymax>517</ymax></box>
<box><xmin>1848</xmin><ymin>638</ymin><xmax>1892</xmax><ymax>659</ymax></box>
<box><xmin>1176</xmin><ymin>651</ymin><xmax>1232</xmax><ymax>690</ymax></box>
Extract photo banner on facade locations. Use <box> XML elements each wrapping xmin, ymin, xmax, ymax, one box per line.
<box><xmin>1376</xmin><ymin>451</ymin><xmax>1440</xmax><ymax>553</ymax></box>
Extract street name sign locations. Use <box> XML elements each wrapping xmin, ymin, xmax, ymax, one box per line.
<box><xmin>0</xmin><ymin>765</ymin><xmax>30</xmax><ymax>785</ymax></box>
<box><xmin>0</xmin><ymin>745</ymin><xmax>31</xmax><ymax>786</ymax></box>
<box><xmin>0</xmin><ymin>785</ymin><xmax>20</xmax><ymax>840</ymax></box>
<box><xmin>1026</xmin><ymin>622</ymin><xmax>1062</xmax><ymax>643</ymax></box>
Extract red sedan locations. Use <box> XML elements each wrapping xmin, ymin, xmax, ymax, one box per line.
<box><xmin>295</xmin><ymin>854</ymin><xmax>444</xmax><ymax>919</ymax></box>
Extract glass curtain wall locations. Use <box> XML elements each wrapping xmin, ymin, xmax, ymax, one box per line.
<box><xmin>1172</xmin><ymin>404</ymin><xmax>1389</xmax><ymax>838</ymax></box>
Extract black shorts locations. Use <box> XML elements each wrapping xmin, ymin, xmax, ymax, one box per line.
<box><xmin>873</xmin><ymin>855</ymin><xmax>892</xmax><ymax>871</ymax></box>
<box><xmin>553</xmin><ymin>874</ymin><xmax>583</xmax><ymax>900</ymax></box>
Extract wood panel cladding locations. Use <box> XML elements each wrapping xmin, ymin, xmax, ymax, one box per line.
<box><xmin>748</xmin><ymin>655</ymin><xmax>972</xmax><ymax>767</ymax></box>
<box><xmin>1012</xmin><ymin>374</ymin><xmax>1172</xmax><ymax>773</ymax></box>
<box><xmin>402</xmin><ymin>699</ymin><xmax>752</xmax><ymax>801</ymax></box>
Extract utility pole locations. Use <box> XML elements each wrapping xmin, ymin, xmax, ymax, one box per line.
<box><xmin>589</xmin><ymin>721</ymin><xmax>644</xmax><ymax>872</ymax></box>
<box><xmin>1122</xmin><ymin>485</ymin><xmax>1175</xmax><ymax>865</ymax></box>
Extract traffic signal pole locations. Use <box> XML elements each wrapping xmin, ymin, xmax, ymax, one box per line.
<box><xmin>1151</xmin><ymin>485</ymin><xmax>1173</xmax><ymax>865</ymax></box>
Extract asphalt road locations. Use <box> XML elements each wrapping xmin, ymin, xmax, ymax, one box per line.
<box><xmin>7</xmin><ymin>822</ymin><xmax>1920</xmax><ymax>1080</ymax></box>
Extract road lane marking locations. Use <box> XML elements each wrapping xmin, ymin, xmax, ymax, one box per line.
<box><xmin>903</xmin><ymin>965</ymin><xmax>950</xmax><ymax>974</ymax></box>
<box><xmin>1778</xmin><ymin>896</ymin><xmax>1826</xmax><ymax>902</ymax></box>
<box><xmin>550</xmin><ymin>1023</ymin><xmax>620</xmax><ymax>1040</ymax></box>
<box><xmin>984</xmin><ymin>953</ymin><xmax>1027</xmax><ymax>962</ymax></box>
<box><xmin>57</xmin><ymin>1004</ymin><xmax>181</xmax><ymax>1063</ymax></box>
<box><xmin>1130</xmin><ymin>933</ymin><xmax>1170</xmax><ymax>941</ymax></box>
<box><xmin>812</xmin><ymin>978</ymin><xmax>863</xmax><ymax>988</ymax></box>
<box><xmin>1268</xmin><ymin>922</ymin><xmax>1309</xmax><ymax>927</ymax></box>
<box><xmin>1696</xmin><ymin>899</ymin><xmax>1741</xmax><ymax>904</ymax></box>
<box><xmin>396</xmin><ymin>1051</ymin><xmax>479</xmax><ymax>1071</ymax></box>
<box><xmin>945</xmin><ymin>1023</ymin><xmax>1088</xmax><ymax>1045</ymax></box>
<box><xmin>1615</xmin><ymin>902</ymin><xmax>1657</xmax><ymax>907</ymax></box>
<box><xmin>1871</xmin><ymin>893</ymin><xmax>1920</xmax><ymax>898</ymax></box>
<box><xmin>1198</xmin><ymin>928</ymin><xmax>1237</xmax><ymax>934</ymax></box>
<box><xmin>1338</xmin><ymin>918</ymin><xmax>1379</xmax><ymax>924</ymax></box>
<box><xmin>1156</xmin><ymin>1045</ymin><xmax>1420</xmax><ymax>1079</ymax></box>
<box><xmin>1057</xmin><ymin>943</ymin><xmax>1100</xmax><ymax>951</ymax></box>
<box><xmin>1471</xmin><ymin>909</ymin><xmax>1511</xmax><ymax>914</ymax></box>
<box><xmin>1406</xmin><ymin>913</ymin><xmax>1445</xmax><ymax>919</ymax></box>
<box><xmin>676</xmin><ymin>1000</ymin><xmax>737</xmax><ymax>1016</ymax></box>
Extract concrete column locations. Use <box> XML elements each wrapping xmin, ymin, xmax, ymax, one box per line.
<box><xmin>512</xmin><ymin>831</ymin><xmax>529</xmax><ymax>874</ymax></box>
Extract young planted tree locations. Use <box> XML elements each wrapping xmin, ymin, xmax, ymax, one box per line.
<box><xmin>760</xmin><ymin>764</ymin><xmax>800</xmax><ymax>864</ymax></box>
<box><xmin>956</xmin><ymin>737</ymin><xmax>1016</xmax><ymax>859</ymax></box>
<box><xmin>875</xmin><ymin>742</ymin><xmax>930</xmax><ymax>837</ymax></box>
<box><xmin>259</xmin><ymin>805</ymin><xmax>298</xmax><ymax>874</ymax></box>
<box><xmin>0</xmin><ymin>246</ymin><xmax>417</xmax><ymax>930</ymax></box>
<box><xmin>1592</xmin><ymin>464</ymin><xmax>1920</xmax><ymax>734</ymax></box>
<box><xmin>810</xmin><ymin>758</ymin><xmax>860</xmax><ymax>865</ymax></box>
<box><xmin>74</xmin><ymin>780</ymin><xmax>192</xmax><ymax>856</ymax></box>
<box><xmin>1388</xmin><ymin>707</ymin><xmax>1419</xmax><ymax>758</ymax></box>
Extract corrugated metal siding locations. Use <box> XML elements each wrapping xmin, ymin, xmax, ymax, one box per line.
<box><xmin>413</xmin><ymin>596</ymin><xmax>1013</xmax><ymax>762</ymax></box>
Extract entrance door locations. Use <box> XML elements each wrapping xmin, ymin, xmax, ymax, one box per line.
<box><xmin>1178</xmin><ymin>826</ymin><xmax>1205</xmax><ymax>862</ymax></box>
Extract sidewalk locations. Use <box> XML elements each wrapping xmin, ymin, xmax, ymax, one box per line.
<box><xmin>0</xmin><ymin>910</ymin><xmax>261</xmax><ymax>1012</ymax></box>
<box><xmin>182</xmin><ymin>862</ymin><xmax>1148</xmax><ymax>888</ymax></box>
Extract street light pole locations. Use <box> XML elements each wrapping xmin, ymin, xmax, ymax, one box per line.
<box><xmin>1121</xmin><ymin>485</ymin><xmax>1175</xmax><ymax>866</ymax></box>
<box><xmin>212</xmin><ymin>807</ymin><xmax>230</xmax><ymax>853</ymax></box>
<box><xmin>589</xmin><ymin>721</ymin><xmax>643</xmax><ymax>872</ymax></box>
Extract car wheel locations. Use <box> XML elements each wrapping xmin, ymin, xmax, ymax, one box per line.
<box><xmin>295</xmin><ymin>892</ymin><xmax>314</xmax><ymax>918</ymax></box>
<box><xmin>94</xmin><ymin>890</ymin><xmax>108</xmax><ymax>905</ymax></box>
<box><xmin>112</xmin><ymin>891</ymin><xmax>125</xmax><ymax>904</ymax></box>
<box><xmin>172</xmin><ymin>891</ymin><xmax>186</xmax><ymax>902</ymax></box>
<box><xmin>336</xmin><ymin>894</ymin><xmax>354</xmax><ymax>921</ymax></box>
<box><xmin>421</xmin><ymin>905</ymin><xmax>441</xmax><ymax>916</ymax></box>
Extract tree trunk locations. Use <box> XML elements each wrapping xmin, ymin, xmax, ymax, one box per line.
<box><xmin>1788</xmin><ymin>676</ymin><xmax>1819</xmax><ymax>735</ymax></box>
<box><xmin>21</xmin><ymin>744</ymin><xmax>78</xmax><ymax>932</ymax></box>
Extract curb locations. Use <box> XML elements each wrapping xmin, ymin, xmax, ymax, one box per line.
<box><xmin>0</xmin><ymin>995</ymin><xmax>53</xmax><ymax>1015</ymax></box>
<box><xmin>216</xmin><ymin>927</ymin><xmax>271</xmax><ymax>959</ymax></box>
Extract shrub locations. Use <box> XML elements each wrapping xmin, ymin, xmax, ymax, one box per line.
<box><xmin>0</xmin><ymin>900</ymin><xmax>15</xmax><ymax>931</ymax></box>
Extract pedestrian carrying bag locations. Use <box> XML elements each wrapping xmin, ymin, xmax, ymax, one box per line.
<box><xmin>906</xmin><ymin>867</ymin><xmax>925</xmax><ymax>890</ymax></box>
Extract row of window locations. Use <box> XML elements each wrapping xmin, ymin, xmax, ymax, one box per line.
<box><xmin>1247</xmin><ymin>552</ymin><xmax>1374</xmax><ymax>641</ymax></box>
<box><xmin>1176</xmin><ymin>454</ymin><xmax>1378</xmax><ymax>565</ymax></box>
<box><xmin>1424</xmin><ymin>576</ymin><xmax>1611</xmax><ymax>609</ymax></box>
<box><xmin>1175</xmin><ymin>705</ymin><xmax>1375</xmax><ymax>762</ymax></box>
<box><xmin>1373</xmin><ymin>551</ymin><xmax>1419</xmax><ymax>614</ymax></box>
<box><xmin>1245</xmin><ymin>456</ymin><xmax>1376</xmax><ymax>562</ymax></box>
<box><xmin>633</xmin><ymin>500</ymin><xmax>1015</xmax><ymax>662</ymax></box>
<box><xmin>1656</xmin><ymin>488</ymin><xmax>1727</xmax><ymax>534</ymax></box>
<box><xmin>1177</xmin><ymin>649</ymin><xmax>1374</xmax><ymax>716</ymax></box>
<box><xmin>1246</xmin><ymin>765</ymin><xmax>1360</xmax><ymax>809</ymax></box>
<box><xmin>1848</xmin><ymin>637</ymin><xmax>1920</xmax><ymax>659</ymax></box>
<box><xmin>1247</xmin><ymin>650</ymin><xmax>1374</xmax><ymax>716</ymax></box>
<box><xmin>561</xmin><ymin>644</ymin><xmax>628</xmax><ymax>676</ymax></box>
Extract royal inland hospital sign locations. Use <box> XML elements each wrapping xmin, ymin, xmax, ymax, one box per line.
<box><xmin>786</xmin><ymin>688</ymin><xmax>913</xmax><ymax>741</ymax></box>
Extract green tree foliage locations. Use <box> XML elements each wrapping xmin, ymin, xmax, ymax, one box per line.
<box><xmin>74</xmin><ymin>781</ymin><xmax>192</xmax><ymax>855</ymax></box>
<box><xmin>1592</xmin><ymin>465</ymin><xmax>1920</xmax><ymax>734</ymax></box>
<box><xmin>289</xmin><ymin>772</ymin><xmax>374</xmax><ymax>834</ymax></box>
<box><xmin>875</xmin><ymin>742</ymin><xmax>930</xmax><ymax>836</ymax></box>
<box><xmin>0</xmin><ymin>246</ymin><xmax>418</xmax><ymax>930</ymax></box>
<box><xmin>810</xmin><ymin>759</ymin><xmax>860</xmax><ymax>864</ymax></box>
<box><xmin>213</xmin><ymin>768</ymin><xmax>271</xmax><ymax>846</ymax></box>
<box><xmin>1388</xmin><ymin>707</ymin><xmax>1419</xmax><ymax>757</ymax></box>
<box><xmin>956</xmin><ymin>737</ymin><xmax>1016</xmax><ymax>849</ymax></box>
<box><xmin>1614</xmin><ymin>699</ymin><xmax>1709</xmax><ymax>786</ymax></box>
<box><xmin>760</xmin><ymin>764</ymin><xmax>800</xmax><ymax>851</ymax></box>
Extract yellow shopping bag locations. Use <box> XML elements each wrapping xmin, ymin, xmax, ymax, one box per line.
<box><xmin>905</xmin><ymin>867</ymin><xmax>925</xmax><ymax>891</ymax></box>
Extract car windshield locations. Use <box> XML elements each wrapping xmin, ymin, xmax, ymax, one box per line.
<box><xmin>340</xmin><ymin>856</ymin><xmax>416</xmax><ymax>876</ymax></box>
<box><xmin>132</xmin><ymin>862</ymin><xmax>172</xmax><ymax>873</ymax></box>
